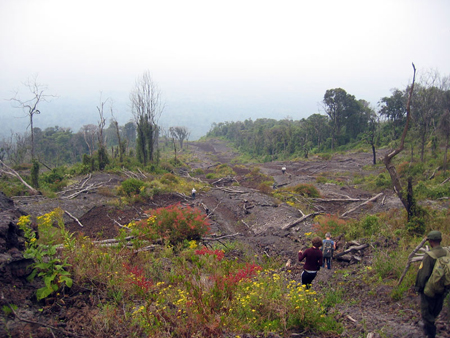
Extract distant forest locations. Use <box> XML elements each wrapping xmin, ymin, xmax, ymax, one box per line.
<box><xmin>208</xmin><ymin>76</ymin><xmax>450</xmax><ymax>164</ymax></box>
<box><xmin>1</xmin><ymin>70</ymin><xmax>449</xmax><ymax>169</ymax></box>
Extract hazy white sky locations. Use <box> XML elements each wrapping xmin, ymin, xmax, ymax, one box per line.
<box><xmin>1</xmin><ymin>0</ymin><xmax>450</xmax><ymax>138</ymax></box>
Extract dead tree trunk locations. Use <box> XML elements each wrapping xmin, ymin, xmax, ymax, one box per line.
<box><xmin>382</xmin><ymin>63</ymin><xmax>416</xmax><ymax>220</ymax></box>
<box><xmin>0</xmin><ymin>160</ymin><xmax>39</xmax><ymax>195</ymax></box>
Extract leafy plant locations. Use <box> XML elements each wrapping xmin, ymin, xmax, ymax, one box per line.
<box><xmin>292</xmin><ymin>183</ymin><xmax>321</xmax><ymax>198</ymax></box>
<box><xmin>119</xmin><ymin>178</ymin><xmax>145</xmax><ymax>197</ymax></box>
<box><xmin>126</xmin><ymin>203</ymin><xmax>211</xmax><ymax>246</ymax></box>
<box><xmin>2</xmin><ymin>304</ymin><xmax>17</xmax><ymax>317</ymax></box>
<box><xmin>17</xmin><ymin>210</ymin><xmax>73</xmax><ymax>300</ymax></box>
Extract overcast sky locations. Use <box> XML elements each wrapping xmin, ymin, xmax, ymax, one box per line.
<box><xmin>1</xmin><ymin>0</ymin><xmax>450</xmax><ymax>138</ymax></box>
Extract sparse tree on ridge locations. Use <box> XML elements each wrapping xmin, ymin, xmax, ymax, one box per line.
<box><xmin>81</xmin><ymin>124</ymin><xmax>98</xmax><ymax>156</ymax></box>
<box><xmin>169</xmin><ymin>126</ymin><xmax>190</xmax><ymax>150</ymax></box>
<box><xmin>130</xmin><ymin>71</ymin><xmax>164</xmax><ymax>166</ymax></box>
<box><xmin>96</xmin><ymin>94</ymin><xmax>110</xmax><ymax>170</ymax></box>
<box><xmin>9</xmin><ymin>75</ymin><xmax>56</xmax><ymax>160</ymax></box>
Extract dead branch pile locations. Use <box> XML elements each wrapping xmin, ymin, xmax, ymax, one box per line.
<box><xmin>334</xmin><ymin>241</ymin><xmax>369</xmax><ymax>263</ymax></box>
<box><xmin>58</xmin><ymin>174</ymin><xmax>113</xmax><ymax>199</ymax></box>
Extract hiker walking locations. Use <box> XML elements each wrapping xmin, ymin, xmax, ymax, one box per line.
<box><xmin>191</xmin><ymin>187</ymin><xmax>196</xmax><ymax>199</ymax></box>
<box><xmin>415</xmin><ymin>230</ymin><xmax>449</xmax><ymax>338</ymax></box>
<box><xmin>322</xmin><ymin>233</ymin><xmax>336</xmax><ymax>270</ymax></box>
<box><xmin>298</xmin><ymin>236</ymin><xmax>323</xmax><ymax>289</ymax></box>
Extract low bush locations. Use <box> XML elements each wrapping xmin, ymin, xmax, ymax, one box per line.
<box><xmin>125</xmin><ymin>203</ymin><xmax>211</xmax><ymax>246</ymax></box>
<box><xmin>292</xmin><ymin>183</ymin><xmax>321</xmax><ymax>198</ymax></box>
<box><xmin>119</xmin><ymin>178</ymin><xmax>145</xmax><ymax>197</ymax></box>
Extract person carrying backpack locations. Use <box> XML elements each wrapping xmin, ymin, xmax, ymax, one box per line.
<box><xmin>298</xmin><ymin>236</ymin><xmax>323</xmax><ymax>289</ymax></box>
<box><xmin>322</xmin><ymin>233</ymin><xmax>336</xmax><ymax>269</ymax></box>
<box><xmin>415</xmin><ymin>230</ymin><xmax>449</xmax><ymax>338</ymax></box>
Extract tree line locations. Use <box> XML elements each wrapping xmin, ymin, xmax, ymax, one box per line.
<box><xmin>207</xmin><ymin>70</ymin><xmax>450</xmax><ymax>170</ymax></box>
<box><xmin>1</xmin><ymin>72</ymin><xmax>191</xmax><ymax>171</ymax></box>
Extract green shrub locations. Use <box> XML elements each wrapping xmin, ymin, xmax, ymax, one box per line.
<box><xmin>415</xmin><ymin>181</ymin><xmax>450</xmax><ymax>200</ymax></box>
<box><xmin>215</xmin><ymin>164</ymin><xmax>236</xmax><ymax>176</ymax></box>
<box><xmin>192</xmin><ymin>168</ymin><xmax>205</xmax><ymax>176</ymax></box>
<box><xmin>316</xmin><ymin>176</ymin><xmax>327</xmax><ymax>184</ymax></box>
<box><xmin>40</xmin><ymin>167</ymin><xmax>69</xmax><ymax>192</ymax></box>
<box><xmin>318</xmin><ymin>153</ymin><xmax>332</xmax><ymax>160</ymax></box>
<box><xmin>160</xmin><ymin>173</ymin><xmax>179</xmax><ymax>185</ymax></box>
<box><xmin>120</xmin><ymin>178</ymin><xmax>145</xmax><ymax>197</ymax></box>
<box><xmin>293</xmin><ymin>183</ymin><xmax>320</xmax><ymax>198</ymax></box>
<box><xmin>375</xmin><ymin>173</ymin><xmax>391</xmax><ymax>189</ymax></box>
<box><xmin>361</xmin><ymin>215</ymin><xmax>380</xmax><ymax>236</ymax></box>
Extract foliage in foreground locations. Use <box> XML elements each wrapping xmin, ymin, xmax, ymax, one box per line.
<box><xmin>18</xmin><ymin>210</ymin><xmax>73</xmax><ymax>300</ymax></box>
<box><xmin>18</xmin><ymin>207</ymin><xmax>342</xmax><ymax>337</ymax></box>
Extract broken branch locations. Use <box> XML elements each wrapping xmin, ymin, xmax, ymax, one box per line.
<box><xmin>64</xmin><ymin>210</ymin><xmax>83</xmax><ymax>227</ymax></box>
<box><xmin>340</xmin><ymin>193</ymin><xmax>383</xmax><ymax>218</ymax></box>
<box><xmin>281</xmin><ymin>212</ymin><xmax>322</xmax><ymax>230</ymax></box>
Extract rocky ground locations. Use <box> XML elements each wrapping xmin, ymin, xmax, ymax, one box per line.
<box><xmin>1</xmin><ymin>138</ymin><xmax>449</xmax><ymax>337</ymax></box>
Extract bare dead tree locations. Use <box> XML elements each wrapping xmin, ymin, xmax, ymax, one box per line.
<box><xmin>9</xmin><ymin>75</ymin><xmax>56</xmax><ymax>160</ymax></box>
<box><xmin>130</xmin><ymin>71</ymin><xmax>164</xmax><ymax>165</ymax></box>
<box><xmin>169</xmin><ymin>126</ymin><xmax>190</xmax><ymax>149</ymax></box>
<box><xmin>97</xmin><ymin>94</ymin><xmax>109</xmax><ymax>149</ymax></box>
<box><xmin>96</xmin><ymin>95</ymin><xmax>110</xmax><ymax>170</ymax></box>
<box><xmin>0</xmin><ymin>160</ymin><xmax>39</xmax><ymax>194</ymax></box>
<box><xmin>81</xmin><ymin>124</ymin><xmax>98</xmax><ymax>156</ymax></box>
<box><xmin>110</xmin><ymin>102</ymin><xmax>126</xmax><ymax>162</ymax></box>
<box><xmin>382</xmin><ymin>63</ymin><xmax>416</xmax><ymax>220</ymax></box>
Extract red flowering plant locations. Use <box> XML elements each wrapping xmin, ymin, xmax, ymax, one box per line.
<box><xmin>195</xmin><ymin>247</ymin><xmax>225</xmax><ymax>261</ymax></box>
<box><xmin>212</xmin><ymin>263</ymin><xmax>262</xmax><ymax>301</ymax></box>
<box><xmin>123</xmin><ymin>262</ymin><xmax>153</xmax><ymax>295</ymax></box>
<box><xmin>135</xmin><ymin>203</ymin><xmax>211</xmax><ymax>246</ymax></box>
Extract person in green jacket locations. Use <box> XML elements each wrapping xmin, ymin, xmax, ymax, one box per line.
<box><xmin>414</xmin><ymin>230</ymin><xmax>448</xmax><ymax>338</ymax></box>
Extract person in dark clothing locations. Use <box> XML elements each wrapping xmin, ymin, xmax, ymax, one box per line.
<box><xmin>298</xmin><ymin>236</ymin><xmax>323</xmax><ymax>289</ymax></box>
<box><xmin>415</xmin><ymin>230</ymin><xmax>448</xmax><ymax>338</ymax></box>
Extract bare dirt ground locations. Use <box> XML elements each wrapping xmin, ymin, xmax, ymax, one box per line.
<box><xmin>2</xmin><ymin>138</ymin><xmax>449</xmax><ymax>338</ymax></box>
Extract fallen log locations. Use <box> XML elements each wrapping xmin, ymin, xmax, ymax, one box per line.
<box><xmin>441</xmin><ymin>177</ymin><xmax>450</xmax><ymax>185</ymax></box>
<box><xmin>241</xmin><ymin>220</ymin><xmax>251</xmax><ymax>228</ymax></box>
<box><xmin>215</xmin><ymin>186</ymin><xmax>247</xmax><ymax>193</ymax></box>
<box><xmin>64</xmin><ymin>210</ymin><xmax>83</xmax><ymax>227</ymax></box>
<box><xmin>202</xmin><ymin>233</ymin><xmax>240</xmax><ymax>241</ymax></box>
<box><xmin>340</xmin><ymin>193</ymin><xmax>383</xmax><ymax>218</ymax></box>
<box><xmin>281</xmin><ymin>212</ymin><xmax>322</xmax><ymax>230</ymax></box>
<box><xmin>0</xmin><ymin>160</ymin><xmax>39</xmax><ymax>195</ymax></box>
<box><xmin>334</xmin><ymin>243</ymin><xmax>369</xmax><ymax>258</ymax></box>
<box><xmin>92</xmin><ymin>236</ymin><xmax>135</xmax><ymax>244</ymax></box>
<box><xmin>310</xmin><ymin>197</ymin><xmax>361</xmax><ymax>203</ymax></box>
<box><xmin>62</xmin><ymin>179</ymin><xmax>113</xmax><ymax>199</ymax></box>
<box><xmin>212</xmin><ymin>176</ymin><xmax>237</xmax><ymax>186</ymax></box>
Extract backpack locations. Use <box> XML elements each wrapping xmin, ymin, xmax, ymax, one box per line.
<box><xmin>323</xmin><ymin>240</ymin><xmax>333</xmax><ymax>258</ymax></box>
<box><xmin>424</xmin><ymin>250</ymin><xmax>450</xmax><ymax>298</ymax></box>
